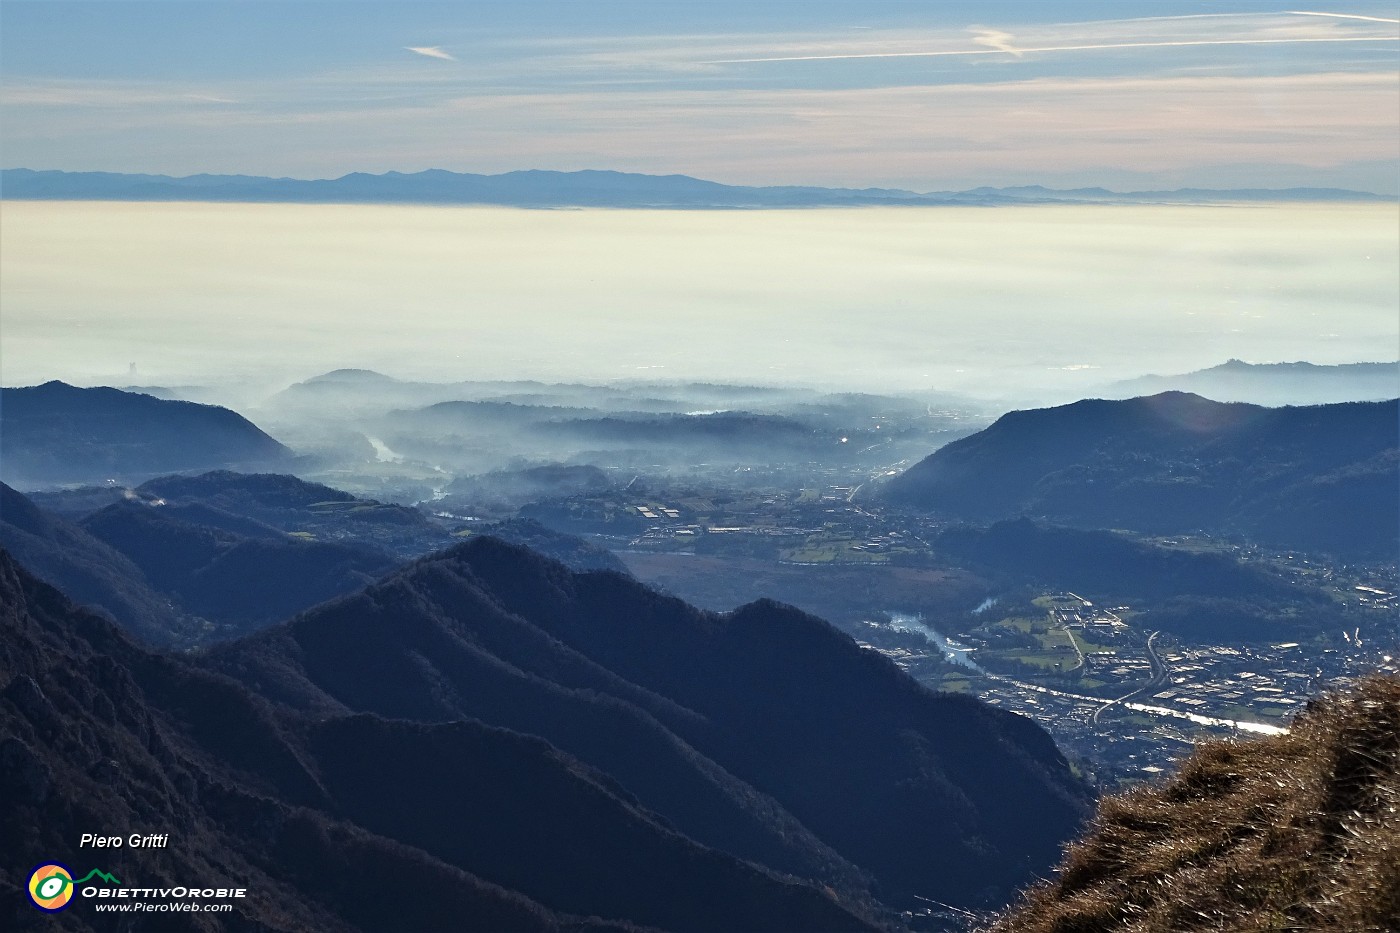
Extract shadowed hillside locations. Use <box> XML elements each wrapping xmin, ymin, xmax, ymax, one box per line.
<box><xmin>0</xmin><ymin>382</ymin><xmax>291</xmax><ymax>487</ymax></box>
<box><xmin>989</xmin><ymin>675</ymin><xmax>1400</xmax><ymax>933</ymax></box>
<box><xmin>1</xmin><ymin>481</ymin><xmax>405</xmax><ymax>647</ymax></box>
<box><xmin>0</xmin><ymin>547</ymin><xmax>879</xmax><ymax>932</ymax></box>
<box><xmin>1</xmin><ymin>534</ymin><xmax>1095</xmax><ymax>929</ymax></box>
<box><xmin>0</xmin><ymin>482</ymin><xmax>196</xmax><ymax>646</ymax></box>
<box><xmin>78</xmin><ymin>499</ymin><xmax>399</xmax><ymax>633</ymax></box>
<box><xmin>935</xmin><ymin>519</ymin><xmax>1343</xmax><ymax>641</ymax></box>
<box><xmin>206</xmin><ymin>536</ymin><xmax>1092</xmax><ymax>911</ymax></box>
<box><xmin>136</xmin><ymin>471</ymin><xmax>451</xmax><ymax>557</ymax></box>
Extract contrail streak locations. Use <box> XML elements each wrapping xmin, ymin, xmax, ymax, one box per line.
<box><xmin>1288</xmin><ymin>11</ymin><xmax>1400</xmax><ymax>25</ymax></box>
<box><xmin>703</xmin><ymin>36</ymin><xmax>1398</xmax><ymax>65</ymax></box>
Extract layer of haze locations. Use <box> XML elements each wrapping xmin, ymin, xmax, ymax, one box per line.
<box><xmin>2</xmin><ymin>201</ymin><xmax>1396</xmax><ymax>400</ymax></box>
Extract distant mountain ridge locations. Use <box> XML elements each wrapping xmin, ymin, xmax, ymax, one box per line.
<box><xmin>3</xmin><ymin>167</ymin><xmax>1390</xmax><ymax>207</ymax></box>
<box><xmin>884</xmin><ymin>392</ymin><xmax>1400</xmax><ymax>557</ymax></box>
<box><xmin>1105</xmin><ymin>359</ymin><xmax>1400</xmax><ymax>407</ymax></box>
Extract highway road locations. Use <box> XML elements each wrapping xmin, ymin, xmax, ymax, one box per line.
<box><xmin>1093</xmin><ymin>631</ymin><xmax>1168</xmax><ymax>724</ymax></box>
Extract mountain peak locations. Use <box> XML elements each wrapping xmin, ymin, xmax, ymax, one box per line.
<box><xmin>302</xmin><ymin>368</ymin><xmax>399</xmax><ymax>384</ymax></box>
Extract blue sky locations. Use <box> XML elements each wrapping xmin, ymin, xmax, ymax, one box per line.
<box><xmin>2</xmin><ymin>1</ymin><xmax>1397</xmax><ymax>190</ymax></box>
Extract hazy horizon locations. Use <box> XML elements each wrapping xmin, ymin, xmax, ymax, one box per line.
<box><xmin>5</xmin><ymin>2</ymin><xmax>1396</xmax><ymax>406</ymax></box>
<box><xmin>4</xmin><ymin>3</ymin><xmax>1396</xmax><ymax>192</ymax></box>
<box><xmin>2</xmin><ymin>200</ymin><xmax>1396</xmax><ymax>403</ymax></box>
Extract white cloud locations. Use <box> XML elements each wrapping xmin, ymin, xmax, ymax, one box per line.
<box><xmin>971</xmin><ymin>28</ymin><xmax>1023</xmax><ymax>58</ymax></box>
<box><xmin>405</xmin><ymin>46</ymin><xmax>455</xmax><ymax>61</ymax></box>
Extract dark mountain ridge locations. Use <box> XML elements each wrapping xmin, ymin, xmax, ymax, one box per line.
<box><xmin>0</xmin><ymin>382</ymin><xmax>291</xmax><ymax>487</ymax></box>
<box><xmin>1</xmin><ymin>479</ymin><xmax>409</xmax><ymax>648</ymax></box>
<box><xmin>78</xmin><ymin>499</ymin><xmax>399</xmax><ymax>633</ymax></box>
<box><xmin>135</xmin><ymin>470</ymin><xmax>452</xmax><ymax>557</ymax></box>
<box><xmin>203</xmin><ymin>536</ymin><xmax>1091</xmax><ymax>913</ymax></box>
<box><xmin>10</xmin><ymin>471</ymin><xmax>637</xmax><ymax>647</ymax></box>
<box><xmin>0</xmin><ymin>547</ymin><xmax>868</xmax><ymax>931</ymax></box>
<box><xmin>0</xmin><ymin>531</ymin><xmax>1093</xmax><ymax>928</ymax></box>
<box><xmin>885</xmin><ymin>392</ymin><xmax>1399</xmax><ymax>557</ymax></box>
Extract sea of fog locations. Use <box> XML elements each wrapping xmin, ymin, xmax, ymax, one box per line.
<box><xmin>1</xmin><ymin>201</ymin><xmax>1395</xmax><ymax>401</ymax></box>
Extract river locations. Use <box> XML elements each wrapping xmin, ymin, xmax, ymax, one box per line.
<box><xmin>879</xmin><ymin>611</ymin><xmax>1287</xmax><ymax>736</ymax></box>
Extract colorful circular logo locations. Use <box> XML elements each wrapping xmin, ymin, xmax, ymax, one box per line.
<box><xmin>28</xmin><ymin>863</ymin><xmax>75</xmax><ymax>912</ymax></box>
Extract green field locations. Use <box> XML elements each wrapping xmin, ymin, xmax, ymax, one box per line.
<box><xmin>935</xmin><ymin>673</ymin><xmax>975</xmax><ymax>693</ymax></box>
<box><xmin>980</xmin><ymin>648</ymin><xmax>1079</xmax><ymax>671</ymax></box>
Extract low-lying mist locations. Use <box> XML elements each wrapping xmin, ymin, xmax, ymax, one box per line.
<box><xmin>3</xmin><ymin>201</ymin><xmax>1396</xmax><ymax>403</ymax></box>
<box><xmin>248</xmin><ymin>372</ymin><xmax>990</xmax><ymax>503</ymax></box>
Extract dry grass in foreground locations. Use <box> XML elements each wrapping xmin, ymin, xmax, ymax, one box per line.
<box><xmin>990</xmin><ymin>674</ymin><xmax>1400</xmax><ymax>932</ymax></box>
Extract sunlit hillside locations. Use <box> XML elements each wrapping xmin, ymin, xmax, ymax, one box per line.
<box><xmin>990</xmin><ymin>675</ymin><xmax>1400</xmax><ymax>932</ymax></box>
